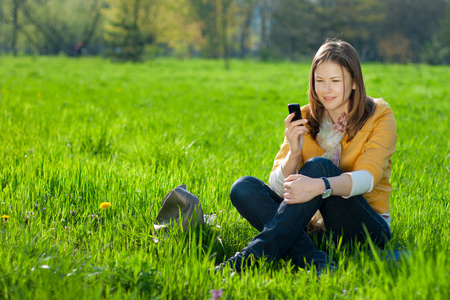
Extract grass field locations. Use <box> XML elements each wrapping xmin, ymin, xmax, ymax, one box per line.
<box><xmin>0</xmin><ymin>56</ymin><xmax>449</xmax><ymax>299</ymax></box>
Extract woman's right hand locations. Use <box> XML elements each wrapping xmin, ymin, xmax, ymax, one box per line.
<box><xmin>284</xmin><ymin>113</ymin><xmax>309</xmax><ymax>156</ymax></box>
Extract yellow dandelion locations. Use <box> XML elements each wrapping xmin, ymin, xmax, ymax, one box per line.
<box><xmin>2</xmin><ymin>215</ymin><xmax>10</xmax><ymax>222</ymax></box>
<box><xmin>99</xmin><ymin>202</ymin><xmax>111</xmax><ymax>210</ymax></box>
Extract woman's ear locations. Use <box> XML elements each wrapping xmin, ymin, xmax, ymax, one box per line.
<box><xmin>352</xmin><ymin>81</ymin><xmax>356</xmax><ymax>90</ymax></box>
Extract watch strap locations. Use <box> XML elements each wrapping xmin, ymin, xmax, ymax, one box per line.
<box><xmin>321</xmin><ymin>177</ymin><xmax>332</xmax><ymax>199</ymax></box>
<box><xmin>321</xmin><ymin>177</ymin><xmax>330</xmax><ymax>190</ymax></box>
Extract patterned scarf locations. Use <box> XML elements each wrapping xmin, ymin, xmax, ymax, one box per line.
<box><xmin>316</xmin><ymin>110</ymin><xmax>348</xmax><ymax>167</ymax></box>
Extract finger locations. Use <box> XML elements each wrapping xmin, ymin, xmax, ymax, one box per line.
<box><xmin>290</xmin><ymin>129</ymin><xmax>307</xmax><ymax>139</ymax></box>
<box><xmin>284</xmin><ymin>198</ymin><xmax>296</xmax><ymax>205</ymax></box>
<box><xmin>286</xmin><ymin>127</ymin><xmax>308</xmax><ymax>143</ymax></box>
<box><xmin>291</xmin><ymin>125</ymin><xmax>309</xmax><ymax>135</ymax></box>
<box><xmin>285</xmin><ymin>113</ymin><xmax>295</xmax><ymax>127</ymax></box>
<box><xmin>289</xmin><ymin>119</ymin><xmax>303</xmax><ymax>127</ymax></box>
<box><xmin>293</xmin><ymin>125</ymin><xmax>309</xmax><ymax>134</ymax></box>
<box><xmin>290</xmin><ymin>118</ymin><xmax>309</xmax><ymax>127</ymax></box>
<box><xmin>285</xmin><ymin>127</ymin><xmax>298</xmax><ymax>139</ymax></box>
<box><xmin>283</xmin><ymin>192</ymin><xmax>292</xmax><ymax>201</ymax></box>
<box><xmin>285</xmin><ymin>174</ymin><xmax>301</xmax><ymax>182</ymax></box>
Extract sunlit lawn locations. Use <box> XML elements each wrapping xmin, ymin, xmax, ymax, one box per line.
<box><xmin>0</xmin><ymin>56</ymin><xmax>449</xmax><ymax>299</ymax></box>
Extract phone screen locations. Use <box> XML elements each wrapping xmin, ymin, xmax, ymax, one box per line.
<box><xmin>288</xmin><ymin>103</ymin><xmax>302</xmax><ymax>122</ymax></box>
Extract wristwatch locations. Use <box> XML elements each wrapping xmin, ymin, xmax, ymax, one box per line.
<box><xmin>321</xmin><ymin>177</ymin><xmax>332</xmax><ymax>199</ymax></box>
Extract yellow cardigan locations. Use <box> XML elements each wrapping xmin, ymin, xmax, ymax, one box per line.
<box><xmin>271</xmin><ymin>101</ymin><xmax>397</xmax><ymax>214</ymax></box>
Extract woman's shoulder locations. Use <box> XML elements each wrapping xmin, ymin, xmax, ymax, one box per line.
<box><xmin>364</xmin><ymin>98</ymin><xmax>396</xmax><ymax>131</ymax></box>
<box><xmin>301</xmin><ymin>104</ymin><xmax>311</xmax><ymax>117</ymax></box>
<box><xmin>372</xmin><ymin>98</ymin><xmax>395</xmax><ymax>117</ymax></box>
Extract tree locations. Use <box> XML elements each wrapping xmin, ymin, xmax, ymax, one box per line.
<box><xmin>269</xmin><ymin>0</ymin><xmax>386</xmax><ymax>61</ymax></box>
<box><xmin>0</xmin><ymin>0</ymin><xmax>37</xmax><ymax>54</ymax></box>
<box><xmin>152</xmin><ymin>0</ymin><xmax>203</xmax><ymax>57</ymax></box>
<box><xmin>382</xmin><ymin>0</ymin><xmax>447</xmax><ymax>62</ymax></box>
<box><xmin>258</xmin><ymin>0</ymin><xmax>272</xmax><ymax>52</ymax></box>
<box><xmin>438</xmin><ymin>1</ymin><xmax>450</xmax><ymax>63</ymax></box>
<box><xmin>10</xmin><ymin>0</ymin><xmax>19</xmax><ymax>55</ymax></box>
<box><xmin>219</xmin><ymin>0</ymin><xmax>234</xmax><ymax>68</ymax></box>
<box><xmin>270</xmin><ymin>0</ymin><xmax>317</xmax><ymax>60</ymax></box>
<box><xmin>7</xmin><ymin>0</ymin><xmax>105</xmax><ymax>55</ymax></box>
<box><xmin>377</xmin><ymin>33</ymin><xmax>413</xmax><ymax>63</ymax></box>
<box><xmin>419</xmin><ymin>35</ymin><xmax>448</xmax><ymax>65</ymax></box>
<box><xmin>333</xmin><ymin>0</ymin><xmax>386</xmax><ymax>61</ymax></box>
<box><xmin>104</xmin><ymin>0</ymin><xmax>156</xmax><ymax>61</ymax></box>
<box><xmin>234</xmin><ymin>0</ymin><xmax>258</xmax><ymax>58</ymax></box>
<box><xmin>188</xmin><ymin>0</ymin><xmax>221</xmax><ymax>58</ymax></box>
<box><xmin>188</xmin><ymin>0</ymin><xmax>236</xmax><ymax>68</ymax></box>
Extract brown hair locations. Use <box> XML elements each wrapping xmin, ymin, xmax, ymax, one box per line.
<box><xmin>307</xmin><ymin>39</ymin><xmax>376</xmax><ymax>141</ymax></box>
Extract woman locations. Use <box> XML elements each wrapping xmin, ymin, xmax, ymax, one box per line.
<box><xmin>217</xmin><ymin>39</ymin><xmax>397</xmax><ymax>274</ymax></box>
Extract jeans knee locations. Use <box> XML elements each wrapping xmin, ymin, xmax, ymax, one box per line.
<box><xmin>301</xmin><ymin>157</ymin><xmax>341</xmax><ymax>177</ymax></box>
<box><xmin>304</xmin><ymin>157</ymin><xmax>332</xmax><ymax>168</ymax></box>
<box><xmin>230</xmin><ymin>176</ymin><xmax>261</xmax><ymax>208</ymax></box>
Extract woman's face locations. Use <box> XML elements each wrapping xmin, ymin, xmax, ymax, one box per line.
<box><xmin>314</xmin><ymin>61</ymin><xmax>355</xmax><ymax>122</ymax></box>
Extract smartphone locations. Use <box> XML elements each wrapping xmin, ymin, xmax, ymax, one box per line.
<box><xmin>288</xmin><ymin>103</ymin><xmax>302</xmax><ymax>122</ymax></box>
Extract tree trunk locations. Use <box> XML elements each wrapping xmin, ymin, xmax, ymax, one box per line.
<box><xmin>260</xmin><ymin>0</ymin><xmax>266</xmax><ymax>50</ymax></box>
<box><xmin>220</xmin><ymin>0</ymin><xmax>230</xmax><ymax>69</ymax></box>
<box><xmin>81</xmin><ymin>0</ymin><xmax>102</xmax><ymax>53</ymax></box>
<box><xmin>239</xmin><ymin>7</ymin><xmax>253</xmax><ymax>58</ymax></box>
<box><xmin>11</xmin><ymin>0</ymin><xmax>20</xmax><ymax>56</ymax></box>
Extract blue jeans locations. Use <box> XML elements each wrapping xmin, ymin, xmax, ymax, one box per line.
<box><xmin>230</xmin><ymin>157</ymin><xmax>391</xmax><ymax>268</ymax></box>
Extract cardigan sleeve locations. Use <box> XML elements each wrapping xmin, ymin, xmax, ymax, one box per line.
<box><xmin>355</xmin><ymin>107</ymin><xmax>397</xmax><ymax>185</ymax></box>
<box><xmin>271</xmin><ymin>137</ymin><xmax>290</xmax><ymax>173</ymax></box>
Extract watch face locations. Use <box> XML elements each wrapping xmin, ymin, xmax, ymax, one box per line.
<box><xmin>322</xmin><ymin>189</ymin><xmax>332</xmax><ymax>199</ymax></box>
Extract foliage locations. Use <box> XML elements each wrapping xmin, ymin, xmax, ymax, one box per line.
<box><xmin>152</xmin><ymin>0</ymin><xmax>203</xmax><ymax>58</ymax></box>
<box><xmin>0</xmin><ymin>0</ymin><xmax>105</xmax><ymax>55</ymax></box>
<box><xmin>103</xmin><ymin>0</ymin><xmax>156</xmax><ymax>62</ymax></box>
<box><xmin>438</xmin><ymin>3</ymin><xmax>450</xmax><ymax>63</ymax></box>
<box><xmin>377</xmin><ymin>34</ymin><xmax>413</xmax><ymax>64</ymax></box>
<box><xmin>1</xmin><ymin>0</ymin><xmax>449</xmax><ymax>63</ymax></box>
<box><xmin>1</xmin><ymin>56</ymin><xmax>449</xmax><ymax>298</ymax></box>
<box><xmin>187</xmin><ymin>0</ymin><xmax>236</xmax><ymax>63</ymax></box>
<box><xmin>419</xmin><ymin>35</ymin><xmax>449</xmax><ymax>65</ymax></box>
<box><xmin>383</xmin><ymin>0</ymin><xmax>447</xmax><ymax>62</ymax></box>
<box><xmin>270</xmin><ymin>0</ymin><xmax>317</xmax><ymax>60</ymax></box>
<box><xmin>233</xmin><ymin>0</ymin><xmax>258</xmax><ymax>58</ymax></box>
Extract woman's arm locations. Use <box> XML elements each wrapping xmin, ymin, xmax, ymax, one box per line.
<box><xmin>269</xmin><ymin>112</ymin><xmax>309</xmax><ymax>195</ymax></box>
<box><xmin>284</xmin><ymin>105</ymin><xmax>397</xmax><ymax>204</ymax></box>
<box><xmin>342</xmin><ymin>170</ymin><xmax>374</xmax><ymax>198</ymax></box>
<box><xmin>283</xmin><ymin>173</ymin><xmax>353</xmax><ymax>204</ymax></box>
<box><xmin>280</xmin><ymin>113</ymin><xmax>309</xmax><ymax>177</ymax></box>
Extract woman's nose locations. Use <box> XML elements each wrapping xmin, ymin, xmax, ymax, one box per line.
<box><xmin>323</xmin><ymin>82</ymin><xmax>332</xmax><ymax>92</ymax></box>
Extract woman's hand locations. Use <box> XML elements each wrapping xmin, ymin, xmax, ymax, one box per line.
<box><xmin>283</xmin><ymin>174</ymin><xmax>324</xmax><ymax>204</ymax></box>
<box><xmin>284</xmin><ymin>113</ymin><xmax>308</xmax><ymax>156</ymax></box>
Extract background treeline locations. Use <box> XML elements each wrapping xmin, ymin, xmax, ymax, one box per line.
<box><xmin>1</xmin><ymin>0</ymin><xmax>449</xmax><ymax>64</ymax></box>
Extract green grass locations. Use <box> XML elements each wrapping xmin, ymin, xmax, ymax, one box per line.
<box><xmin>0</xmin><ymin>56</ymin><xmax>449</xmax><ymax>299</ymax></box>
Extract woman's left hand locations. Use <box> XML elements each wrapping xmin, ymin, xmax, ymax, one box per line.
<box><xmin>283</xmin><ymin>174</ymin><xmax>322</xmax><ymax>204</ymax></box>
